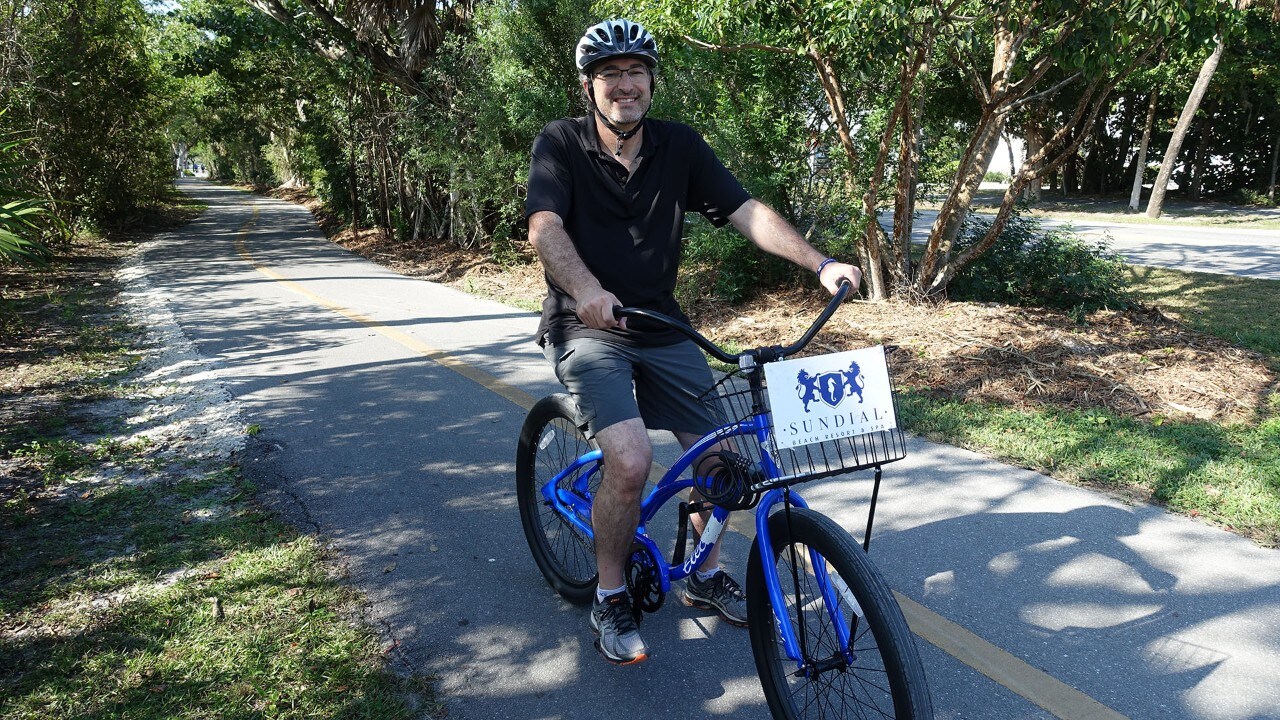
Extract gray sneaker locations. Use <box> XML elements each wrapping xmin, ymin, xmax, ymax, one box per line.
<box><xmin>682</xmin><ymin>570</ymin><xmax>748</xmax><ymax>626</ymax></box>
<box><xmin>589</xmin><ymin>592</ymin><xmax>649</xmax><ymax>665</ymax></box>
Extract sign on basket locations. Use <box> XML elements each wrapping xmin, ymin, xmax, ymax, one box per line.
<box><xmin>763</xmin><ymin>345</ymin><xmax>897</xmax><ymax>450</ymax></box>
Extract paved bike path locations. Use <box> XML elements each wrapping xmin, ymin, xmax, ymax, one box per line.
<box><xmin>142</xmin><ymin>179</ymin><xmax>1280</xmax><ymax>720</ymax></box>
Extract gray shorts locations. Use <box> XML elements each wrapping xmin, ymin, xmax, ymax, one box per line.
<box><xmin>543</xmin><ymin>338</ymin><xmax>722</xmax><ymax>439</ymax></box>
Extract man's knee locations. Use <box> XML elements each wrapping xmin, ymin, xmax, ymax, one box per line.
<box><xmin>596</xmin><ymin>421</ymin><xmax>652</xmax><ymax>494</ymax></box>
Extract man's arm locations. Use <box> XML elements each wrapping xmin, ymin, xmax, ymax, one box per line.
<box><xmin>528</xmin><ymin>210</ymin><xmax>624</xmax><ymax>330</ymax></box>
<box><xmin>727</xmin><ymin>199</ymin><xmax>862</xmax><ymax>295</ymax></box>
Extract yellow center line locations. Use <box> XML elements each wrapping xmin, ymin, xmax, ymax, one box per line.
<box><xmin>895</xmin><ymin>593</ymin><xmax>1128</xmax><ymax>720</ymax></box>
<box><xmin>232</xmin><ymin>206</ymin><xmax>1129</xmax><ymax>720</ymax></box>
<box><xmin>233</xmin><ymin>208</ymin><xmax>538</xmax><ymax>411</ymax></box>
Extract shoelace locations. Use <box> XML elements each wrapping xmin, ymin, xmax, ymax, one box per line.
<box><xmin>703</xmin><ymin>572</ymin><xmax>744</xmax><ymax>600</ymax></box>
<box><xmin>719</xmin><ymin>574</ymin><xmax>745</xmax><ymax>599</ymax></box>
<box><xmin>600</xmin><ymin>597</ymin><xmax>639</xmax><ymax>633</ymax></box>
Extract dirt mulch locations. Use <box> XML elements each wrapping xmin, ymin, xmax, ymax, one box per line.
<box><xmin>690</xmin><ymin>290</ymin><xmax>1273</xmax><ymax>422</ymax></box>
<box><xmin>271</xmin><ymin>191</ymin><xmax>1274</xmax><ymax>425</ymax></box>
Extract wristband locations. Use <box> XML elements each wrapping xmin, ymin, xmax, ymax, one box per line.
<box><xmin>815</xmin><ymin>257</ymin><xmax>837</xmax><ymax>277</ymax></box>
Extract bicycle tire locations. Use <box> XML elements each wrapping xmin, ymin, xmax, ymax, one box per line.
<box><xmin>515</xmin><ymin>394</ymin><xmax>599</xmax><ymax>605</ymax></box>
<box><xmin>747</xmin><ymin>507</ymin><xmax>932</xmax><ymax>719</ymax></box>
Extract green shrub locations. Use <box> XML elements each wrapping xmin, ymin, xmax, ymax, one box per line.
<box><xmin>1237</xmin><ymin>188</ymin><xmax>1275</xmax><ymax>207</ymax></box>
<box><xmin>983</xmin><ymin>170</ymin><xmax>1010</xmax><ymax>183</ymax></box>
<box><xmin>949</xmin><ymin>211</ymin><xmax>1133</xmax><ymax>318</ymax></box>
<box><xmin>681</xmin><ymin>219</ymin><xmax>792</xmax><ymax>304</ymax></box>
<box><xmin>0</xmin><ymin>131</ymin><xmax>56</xmax><ymax>264</ymax></box>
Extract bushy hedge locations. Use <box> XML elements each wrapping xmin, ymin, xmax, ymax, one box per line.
<box><xmin>948</xmin><ymin>211</ymin><xmax>1134</xmax><ymax>319</ymax></box>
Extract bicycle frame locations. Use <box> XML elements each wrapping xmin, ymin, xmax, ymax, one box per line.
<box><xmin>537</xmin><ymin>400</ymin><xmax>854</xmax><ymax>667</ymax></box>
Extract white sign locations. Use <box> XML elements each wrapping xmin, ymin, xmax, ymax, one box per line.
<box><xmin>763</xmin><ymin>345</ymin><xmax>897</xmax><ymax>450</ymax></box>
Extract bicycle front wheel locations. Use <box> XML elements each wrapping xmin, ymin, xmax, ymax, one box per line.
<box><xmin>747</xmin><ymin>507</ymin><xmax>932</xmax><ymax>719</ymax></box>
<box><xmin>515</xmin><ymin>393</ymin><xmax>599</xmax><ymax>605</ymax></box>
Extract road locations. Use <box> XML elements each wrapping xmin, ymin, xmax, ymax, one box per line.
<box><xmin>883</xmin><ymin>210</ymin><xmax>1280</xmax><ymax>280</ymax></box>
<box><xmin>139</xmin><ymin>179</ymin><xmax>1280</xmax><ymax>720</ymax></box>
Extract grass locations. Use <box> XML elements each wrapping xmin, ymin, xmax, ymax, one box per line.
<box><xmin>1</xmin><ymin>192</ymin><xmax>436</xmax><ymax>718</ymax></box>
<box><xmin>900</xmin><ymin>394</ymin><xmax>1280</xmax><ymax>544</ymax></box>
<box><xmin>1125</xmin><ymin>266</ymin><xmax>1280</xmax><ymax>364</ymax></box>
<box><xmin>900</xmin><ymin>266</ymin><xmax>1280</xmax><ymax>546</ymax></box>
<box><xmin>1</xmin><ymin>467</ymin><xmax>432</xmax><ymax>718</ymax></box>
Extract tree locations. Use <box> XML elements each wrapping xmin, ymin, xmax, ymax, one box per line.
<box><xmin>918</xmin><ymin>0</ymin><xmax>1222</xmax><ymax>295</ymax></box>
<box><xmin>1128</xmin><ymin>90</ymin><xmax>1160</xmax><ymax>211</ymax></box>
<box><xmin>164</xmin><ymin>0</ymin><xmax>339</xmax><ymax>188</ymax></box>
<box><xmin>631</xmin><ymin>0</ymin><xmax>1223</xmax><ymax>299</ymax></box>
<box><xmin>1146</xmin><ymin>33</ymin><xmax>1225</xmax><ymax>217</ymax></box>
<box><xmin>1</xmin><ymin>0</ymin><xmax>175</xmax><ymax>231</ymax></box>
<box><xmin>243</xmin><ymin>0</ymin><xmax>476</xmax><ymax>94</ymax></box>
<box><xmin>631</xmin><ymin>0</ymin><xmax>955</xmax><ymax>298</ymax></box>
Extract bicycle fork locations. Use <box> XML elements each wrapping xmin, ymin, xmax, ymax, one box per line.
<box><xmin>754</xmin><ymin>489</ymin><xmax>860</xmax><ymax>676</ymax></box>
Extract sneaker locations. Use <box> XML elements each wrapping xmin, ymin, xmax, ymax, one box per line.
<box><xmin>682</xmin><ymin>570</ymin><xmax>748</xmax><ymax>627</ymax></box>
<box><xmin>589</xmin><ymin>592</ymin><xmax>649</xmax><ymax>665</ymax></box>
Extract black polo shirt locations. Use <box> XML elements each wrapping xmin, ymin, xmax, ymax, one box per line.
<box><xmin>526</xmin><ymin>116</ymin><xmax>751</xmax><ymax>347</ymax></box>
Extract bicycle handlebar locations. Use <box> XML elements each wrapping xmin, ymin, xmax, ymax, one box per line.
<box><xmin>614</xmin><ymin>281</ymin><xmax>852</xmax><ymax>367</ymax></box>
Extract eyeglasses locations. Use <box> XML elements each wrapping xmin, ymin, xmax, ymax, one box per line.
<box><xmin>593</xmin><ymin>67</ymin><xmax>650</xmax><ymax>86</ymax></box>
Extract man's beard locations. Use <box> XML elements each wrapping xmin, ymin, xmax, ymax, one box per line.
<box><xmin>603</xmin><ymin>95</ymin><xmax>649</xmax><ymax>127</ymax></box>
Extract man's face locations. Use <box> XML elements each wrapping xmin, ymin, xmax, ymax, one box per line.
<box><xmin>585</xmin><ymin>58</ymin><xmax>652</xmax><ymax>127</ymax></box>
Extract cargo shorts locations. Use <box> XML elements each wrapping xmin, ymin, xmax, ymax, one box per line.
<box><xmin>542</xmin><ymin>337</ymin><xmax>722</xmax><ymax>440</ymax></box>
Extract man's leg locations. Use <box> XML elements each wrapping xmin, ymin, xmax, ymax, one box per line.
<box><xmin>588</xmin><ymin>418</ymin><xmax>653</xmax><ymax>664</ymax></box>
<box><xmin>674</xmin><ymin>430</ymin><xmax>748</xmax><ymax>627</ymax></box>
<box><xmin>591</xmin><ymin>418</ymin><xmax>652</xmax><ymax>590</ymax></box>
<box><xmin>673</xmin><ymin>431</ymin><xmax>725</xmax><ymax>572</ymax></box>
<box><xmin>542</xmin><ymin>338</ymin><xmax>653</xmax><ymax>663</ymax></box>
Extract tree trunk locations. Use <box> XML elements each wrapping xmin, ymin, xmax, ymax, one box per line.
<box><xmin>892</xmin><ymin>65</ymin><xmax>928</xmax><ymax>288</ymax></box>
<box><xmin>919</xmin><ymin>19</ymin><xmax>1020</xmax><ymax>292</ymax></box>
<box><xmin>920</xmin><ymin>105</ymin><xmax>1006</xmax><ymax>283</ymax></box>
<box><xmin>173</xmin><ymin>142</ymin><xmax>188</xmax><ymax>176</ymax></box>
<box><xmin>807</xmin><ymin>48</ymin><xmax>860</xmax><ymax>186</ymax></box>
<box><xmin>1063</xmin><ymin>154</ymin><xmax>1077</xmax><ymax>195</ymax></box>
<box><xmin>1269</xmin><ymin>132</ymin><xmax>1279</xmax><ymax>203</ymax></box>
<box><xmin>1111</xmin><ymin>95</ymin><xmax>1139</xmax><ymax>193</ymax></box>
<box><xmin>1024</xmin><ymin>113</ymin><xmax>1044</xmax><ymax>203</ymax></box>
<box><xmin>1129</xmin><ymin>90</ymin><xmax>1159</xmax><ymax>211</ymax></box>
<box><xmin>863</xmin><ymin>47</ymin><xmax>927</xmax><ymax>300</ymax></box>
<box><xmin>1187</xmin><ymin>98</ymin><xmax>1216</xmax><ymax>200</ymax></box>
<box><xmin>1147</xmin><ymin>34</ymin><xmax>1224</xmax><ymax>218</ymax></box>
<box><xmin>349</xmin><ymin>85</ymin><xmax>361</xmax><ymax>230</ymax></box>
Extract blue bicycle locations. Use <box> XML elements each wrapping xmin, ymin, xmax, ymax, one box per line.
<box><xmin>516</xmin><ymin>284</ymin><xmax>932</xmax><ymax>719</ymax></box>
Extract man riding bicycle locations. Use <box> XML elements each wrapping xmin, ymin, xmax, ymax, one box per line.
<box><xmin>526</xmin><ymin>18</ymin><xmax>861</xmax><ymax>665</ymax></box>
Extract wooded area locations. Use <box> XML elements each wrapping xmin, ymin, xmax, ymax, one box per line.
<box><xmin>3</xmin><ymin>0</ymin><xmax>1279</xmax><ymax>299</ymax></box>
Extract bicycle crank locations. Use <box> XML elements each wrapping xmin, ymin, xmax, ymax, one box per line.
<box><xmin>625</xmin><ymin>542</ymin><xmax>664</xmax><ymax>623</ymax></box>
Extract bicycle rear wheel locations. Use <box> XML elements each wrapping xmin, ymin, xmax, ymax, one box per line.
<box><xmin>747</xmin><ymin>507</ymin><xmax>932</xmax><ymax>719</ymax></box>
<box><xmin>515</xmin><ymin>393</ymin><xmax>599</xmax><ymax>605</ymax></box>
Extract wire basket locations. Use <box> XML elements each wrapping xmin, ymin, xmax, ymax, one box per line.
<box><xmin>700</xmin><ymin>369</ymin><xmax>908</xmax><ymax>491</ymax></box>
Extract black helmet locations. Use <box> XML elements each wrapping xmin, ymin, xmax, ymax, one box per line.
<box><xmin>575</xmin><ymin>19</ymin><xmax>659</xmax><ymax>73</ymax></box>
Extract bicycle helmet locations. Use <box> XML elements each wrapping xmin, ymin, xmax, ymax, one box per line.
<box><xmin>575</xmin><ymin>19</ymin><xmax>659</xmax><ymax>73</ymax></box>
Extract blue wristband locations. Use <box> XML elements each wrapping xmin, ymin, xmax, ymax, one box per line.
<box><xmin>815</xmin><ymin>257</ymin><xmax>837</xmax><ymax>277</ymax></box>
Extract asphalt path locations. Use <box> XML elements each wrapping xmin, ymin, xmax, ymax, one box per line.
<box><xmin>883</xmin><ymin>210</ymin><xmax>1280</xmax><ymax>280</ymax></box>
<box><xmin>142</xmin><ymin>179</ymin><xmax>1280</xmax><ymax>720</ymax></box>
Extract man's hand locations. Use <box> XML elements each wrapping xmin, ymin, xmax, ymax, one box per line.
<box><xmin>577</xmin><ymin>288</ymin><xmax>626</xmax><ymax>330</ymax></box>
<box><xmin>818</xmin><ymin>261</ymin><xmax>862</xmax><ymax>296</ymax></box>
